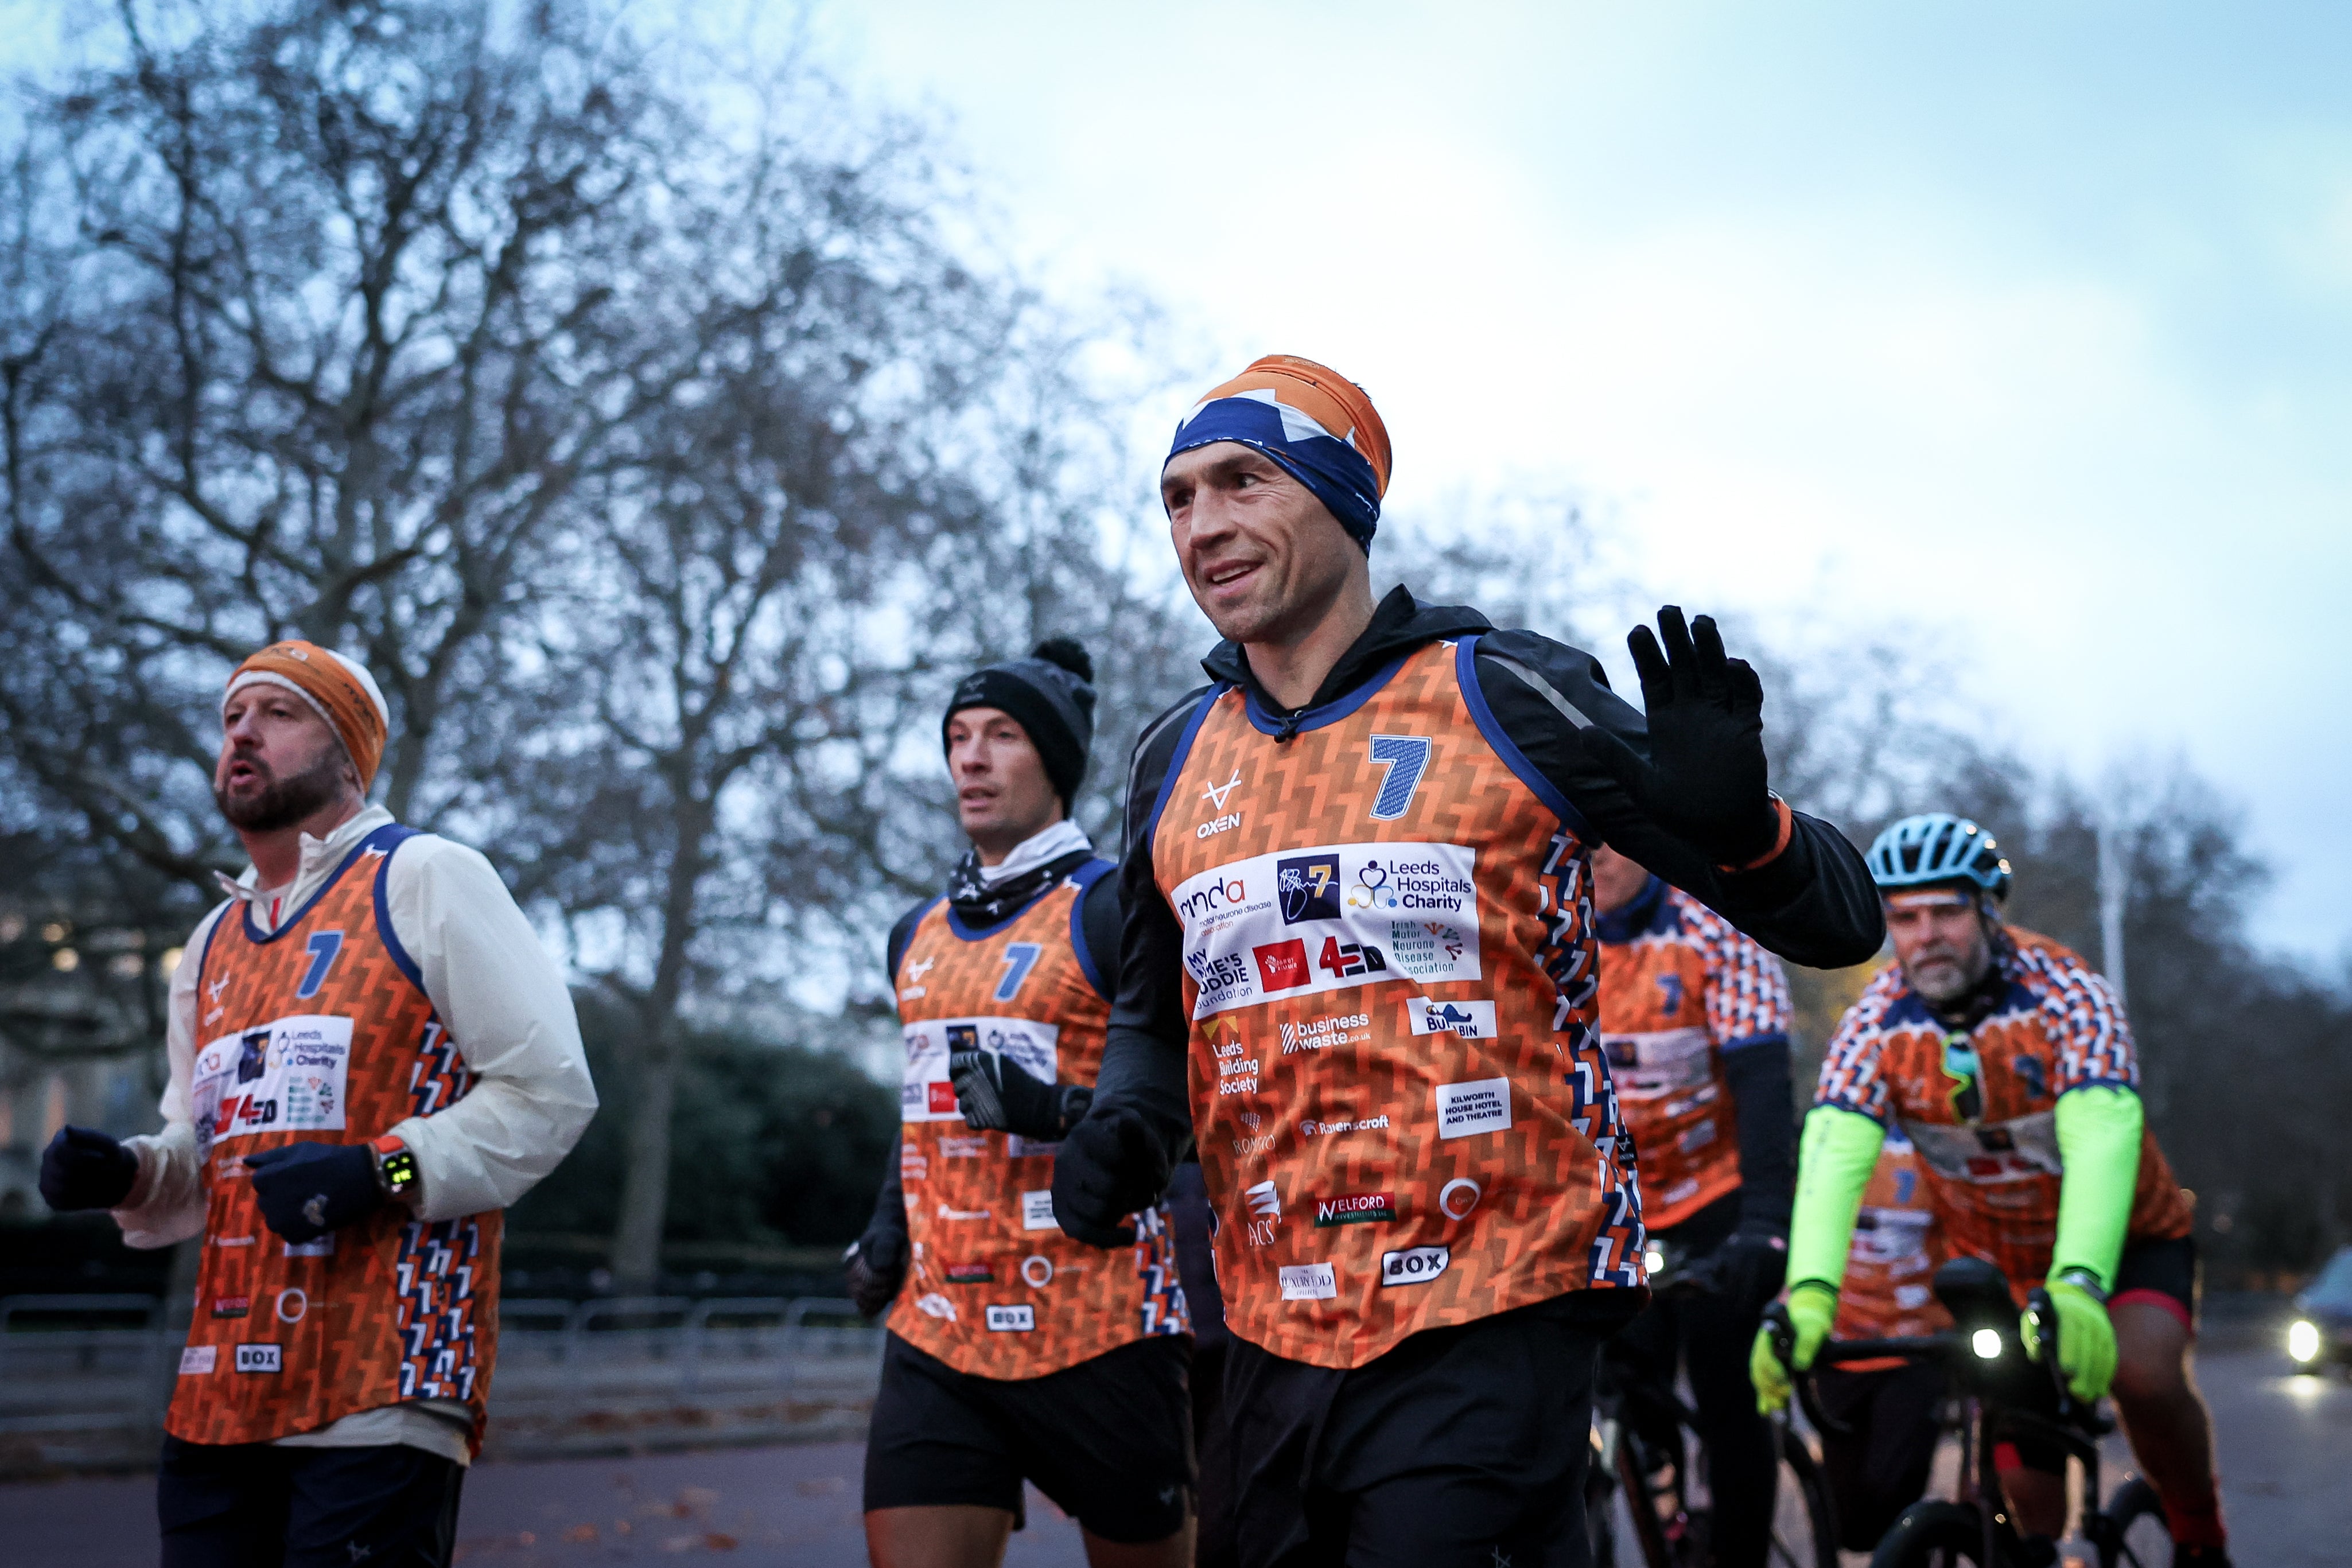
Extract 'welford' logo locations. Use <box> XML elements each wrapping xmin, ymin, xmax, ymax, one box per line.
<box><xmin>1314</xmin><ymin>1192</ymin><xmax>1396</xmax><ymax>1227</ymax></box>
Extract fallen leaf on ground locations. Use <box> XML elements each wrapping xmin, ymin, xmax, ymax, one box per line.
<box><xmin>701</xmin><ymin>1534</ymin><xmax>738</xmax><ymax>1551</ymax></box>
<box><xmin>563</xmin><ymin>1523</ymin><xmax>598</xmax><ymax>1543</ymax></box>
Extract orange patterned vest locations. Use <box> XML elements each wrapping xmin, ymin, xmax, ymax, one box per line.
<box><xmin>1832</xmin><ymin>1130</ymin><xmax>1950</xmax><ymax>1365</ymax></box>
<box><xmin>1596</xmin><ymin>880</ymin><xmax>1793</xmax><ymax>1231</ymax></box>
<box><xmin>170</xmin><ymin>825</ymin><xmax>500</xmax><ymax>1452</ymax></box>
<box><xmin>1152</xmin><ymin>637</ymin><xmax>1645</xmax><ymax>1370</ymax></box>
<box><xmin>892</xmin><ymin>863</ymin><xmax>1188</xmax><ymax>1378</ymax></box>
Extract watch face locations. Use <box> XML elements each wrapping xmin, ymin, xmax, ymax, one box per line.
<box><xmin>382</xmin><ymin>1150</ymin><xmax>418</xmax><ymax>1190</ymax></box>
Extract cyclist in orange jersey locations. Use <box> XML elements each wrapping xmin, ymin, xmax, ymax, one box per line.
<box><xmin>1590</xmin><ymin>843</ymin><xmax>1798</xmax><ymax>1568</ymax></box>
<box><xmin>846</xmin><ymin>639</ymin><xmax>1195</xmax><ymax>1568</ymax></box>
<box><xmin>37</xmin><ymin>642</ymin><xmax>596</xmax><ymax>1568</ymax></box>
<box><xmin>1754</xmin><ymin>814</ymin><xmax>2229</xmax><ymax>1567</ymax></box>
<box><xmin>1810</xmin><ymin>1129</ymin><xmax>1953</xmax><ymax>1552</ymax></box>
<box><xmin>1046</xmin><ymin>355</ymin><xmax>1885</xmax><ymax>1568</ymax></box>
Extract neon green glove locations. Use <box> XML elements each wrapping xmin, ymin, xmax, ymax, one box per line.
<box><xmin>2021</xmin><ymin>1279</ymin><xmax>2117</xmax><ymax>1401</ymax></box>
<box><xmin>1751</xmin><ymin>1281</ymin><xmax>1837</xmax><ymax>1414</ymax></box>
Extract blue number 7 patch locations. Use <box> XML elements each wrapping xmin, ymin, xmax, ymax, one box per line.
<box><xmin>1367</xmin><ymin>736</ymin><xmax>1433</xmax><ymax>821</ymax></box>
<box><xmin>994</xmin><ymin>943</ymin><xmax>1043</xmax><ymax>1002</ymax></box>
<box><xmin>297</xmin><ymin>930</ymin><xmax>344</xmax><ymax>999</ymax></box>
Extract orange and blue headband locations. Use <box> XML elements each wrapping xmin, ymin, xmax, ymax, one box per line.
<box><xmin>1166</xmin><ymin>355</ymin><xmax>1392</xmax><ymax>551</ymax></box>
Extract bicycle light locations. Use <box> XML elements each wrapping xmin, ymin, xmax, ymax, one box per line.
<box><xmin>2288</xmin><ymin>1318</ymin><xmax>2323</xmax><ymax>1366</ymax></box>
<box><xmin>1971</xmin><ymin>1328</ymin><xmax>2003</xmax><ymax>1360</ymax></box>
<box><xmin>1644</xmin><ymin>1247</ymin><xmax>1665</xmax><ymax>1275</ymax></box>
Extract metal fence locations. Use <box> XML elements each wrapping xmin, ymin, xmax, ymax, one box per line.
<box><xmin>0</xmin><ymin>1293</ymin><xmax>884</xmax><ymax>1469</ymax></box>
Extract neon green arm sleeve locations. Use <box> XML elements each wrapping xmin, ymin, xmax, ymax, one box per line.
<box><xmin>2052</xmin><ymin>1085</ymin><xmax>2143</xmax><ymax>1290</ymax></box>
<box><xmin>1785</xmin><ymin>1106</ymin><xmax>1887</xmax><ymax>1293</ymax></box>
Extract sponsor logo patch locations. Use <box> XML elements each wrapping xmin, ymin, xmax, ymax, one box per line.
<box><xmin>1280</xmin><ymin>1010</ymin><xmax>1371</xmax><ymax>1054</ymax></box>
<box><xmin>1276</xmin><ymin>854</ymin><xmax>1343</xmax><ymax>923</ymax></box>
<box><xmin>945</xmin><ymin>1263</ymin><xmax>993</xmax><ymax>1285</ymax></box>
<box><xmin>1434</xmin><ymin>1077</ymin><xmax>1512</xmax><ymax>1139</ymax></box>
<box><xmin>938</xmin><ymin>1204</ymin><xmax>992</xmax><ymax>1221</ymax></box>
<box><xmin>1245</xmin><ymin>1180</ymin><xmax>1281</xmax><ymax>1219</ymax></box>
<box><xmin>1300</xmin><ymin>1114</ymin><xmax>1390</xmax><ymax>1137</ymax></box>
<box><xmin>1278</xmin><ymin>1263</ymin><xmax>1338</xmax><ymax>1301</ymax></box>
<box><xmin>234</xmin><ymin>1343</ymin><xmax>282</xmax><ymax>1374</ymax></box>
<box><xmin>178</xmin><ymin>1346</ymin><xmax>217</xmax><ymax>1376</ymax></box>
<box><xmin>1407</xmin><ymin>997</ymin><xmax>1498</xmax><ymax>1038</ymax></box>
<box><xmin>1252</xmin><ymin>939</ymin><xmax>1311</xmax><ymax>993</ymax></box>
<box><xmin>1439</xmin><ymin>1177</ymin><xmax>1484</xmax><ymax>1220</ymax></box>
<box><xmin>1314</xmin><ymin>1192</ymin><xmax>1396</xmax><ymax>1227</ymax></box>
<box><xmin>1381</xmin><ymin>1246</ymin><xmax>1450</xmax><ymax>1286</ymax></box>
<box><xmin>1021</xmin><ymin>1255</ymin><xmax>1055</xmax><ymax>1288</ymax></box>
<box><xmin>916</xmin><ymin>1293</ymin><xmax>957</xmax><ymax>1321</ymax></box>
<box><xmin>1021</xmin><ymin>1190</ymin><xmax>1058</xmax><ymax>1231</ymax></box>
<box><xmin>986</xmin><ymin>1304</ymin><xmax>1037</xmax><ymax>1333</ymax></box>
<box><xmin>209</xmin><ymin>1296</ymin><xmax>250</xmax><ymax>1319</ymax></box>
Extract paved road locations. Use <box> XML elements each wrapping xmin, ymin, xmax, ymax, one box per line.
<box><xmin>2</xmin><ymin>1345</ymin><xmax>2338</xmax><ymax>1566</ymax></box>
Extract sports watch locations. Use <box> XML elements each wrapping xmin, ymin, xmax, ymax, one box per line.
<box><xmin>371</xmin><ymin>1134</ymin><xmax>420</xmax><ymax>1203</ymax></box>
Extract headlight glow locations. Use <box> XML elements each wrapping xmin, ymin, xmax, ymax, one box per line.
<box><xmin>1971</xmin><ymin>1328</ymin><xmax>2004</xmax><ymax>1360</ymax></box>
<box><xmin>2288</xmin><ymin>1318</ymin><xmax>2323</xmax><ymax>1365</ymax></box>
<box><xmin>1643</xmin><ymin>1248</ymin><xmax>1666</xmax><ymax>1275</ymax></box>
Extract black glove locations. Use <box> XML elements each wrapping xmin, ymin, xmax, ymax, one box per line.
<box><xmin>243</xmin><ymin>1142</ymin><xmax>384</xmax><ymax>1244</ymax></box>
<box><xmin>38</xmin><ymin>1126</ymin><xmax>140</xmax><ymax>1212</ymax></box>
<box><xmin>1701</xmin><ymin>1225</ymin><xmax>1790</xmax><ymax>1320</ymax></box>
<box><xmin>950</xmin><ymin>1049</ymin><xmax>1092</xmax><ymax>1140</ymax></box>
<box><xmin>1579</xmin><ymin>606</ymin><xmax>1781</xmax><ymax>867</ymax></box>
<box><xmin>1048</xmin><ymin>1106</ymin><xmax>1171</xmax><ymax>1248</ymax></box>
<box><xmin>845</xmin><ymin>1220</ymin><xmax>908</xmax><ymax>1318</ymax></box>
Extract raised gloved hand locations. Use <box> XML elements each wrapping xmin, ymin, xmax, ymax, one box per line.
<box><xmin>38</xmin><ymin>1126</ymin><xmax>141</xmax><ymax>1212</ymax></box>
<box><xmin>1706</xmin><ymin>1224</ymin><xmax>1790</xmax><ymax>1320</ymax></box>
<box><xmin>243</xmin><ymin>1142</ymin><xmax>384</xmax><ymax>1244</ymax></box>
<box><xmin>2022</xmin><ymin>1279</ymin><xmax>2117</xmax><ymax>1402</ymax></box>
<box><xmin>844</xmin><ymin>1220</ymin><xmax>908</xmax><ymax>1318</ymax></box>
<box><xmin>949</xmin><ymin>1049</ymin><xmax>1092</xmax><ymax>1141</ymax></box>
<box><xmin>1048</xmin><ymin>1106</ymin><xmax>1171</xmax><ymax>1248</ymax></box>
<box><xmin>1751</xmin><ymin>1280</ymin><xmax>1837</xmax><ymax>1414</ymax></box>
<box><xmin>1578</xmin><ymin>607</ymin><xmax>1783</xmax><ymax>868</ymax></box>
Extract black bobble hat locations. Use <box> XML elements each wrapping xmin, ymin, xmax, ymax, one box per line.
<box><xmin>943</xmin><ymin>637</ymin><xmax>1098</xmax><ymax>808</ymax></box>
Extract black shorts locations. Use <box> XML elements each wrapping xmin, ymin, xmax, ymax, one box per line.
<box><xmin>157</xmin><ymin>1435</ymin><xmax>464</xmax><ymax>1568</ymax></box>
<box><xmin>1813</xmin><ymin>1359</ymin><xmax>1945</xmax><ymax>1550</ymax></box>
<box><xmin>2110</xmin><ymin>1232</ymin><xmax>2199</xmax><ymax>1332</ymax></box>
<box><xmin>1216</xmin><ymin>1290</ymin><xmax>1640</xmax><ymax>1568</ymax></box>
<box><xmin>862</xmin><ymin>1330</ymin><xmax>1193</xmax><ymax>1543</ymax></box>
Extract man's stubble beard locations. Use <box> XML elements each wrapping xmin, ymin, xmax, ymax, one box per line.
<box><xmin>214</xmin><ymin>746</ymin><xmax>349</xmax><ymax>832</ymax></box>
<box><xmin>1905</xmin><ymin>928</ymin><xmax>1994</xmax><ymax>1006</ymax></box>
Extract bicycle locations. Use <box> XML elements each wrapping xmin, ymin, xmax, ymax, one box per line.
<box><xmin>1766</xmin><ymin>1255</ymin><xmax>2172</xmax><ymax>1567</ymax></box>
<box><xmin>1587</xmin><ymin>1237</ymin><xmax>1838</xmax><ymax>1568</ymax></box>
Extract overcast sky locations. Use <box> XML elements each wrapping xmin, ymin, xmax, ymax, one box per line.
<box><xmin>8</xmin><ymin>4</ymin><xmax>2346</xmax><ymax>964</ymax></box>
<box><xmin>811</xmin><ymin>2</ymin><xmax>2352</xmax><ymax>965</ymax></box>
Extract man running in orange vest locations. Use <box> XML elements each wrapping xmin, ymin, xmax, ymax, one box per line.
<box><xmin>847</xmin><ymin>639</ymin><xmax>1194</xmax><ymax>1568</ymax></box>
<box><xmin>1048</xmin><ymin>356</ymin><xmax>1885</xmax><ymax>1567</ymax></box>
<box><xmin>38</xmin><ymin>641</ymin><xmax>596</xmax><ymax>1567</ymax></box>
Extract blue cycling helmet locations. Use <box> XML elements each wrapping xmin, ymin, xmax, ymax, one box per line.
<box><xmin>1866</xmin><ymin>814</ymin><xmax>2012</xmax><ymax>901</ymax></box>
